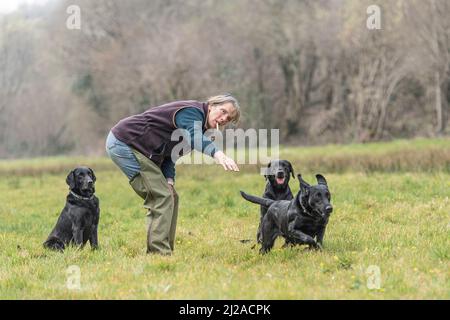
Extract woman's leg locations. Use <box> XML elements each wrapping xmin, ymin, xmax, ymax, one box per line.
<box><xmin>131</xmin><ymin>149</ymin><xmax>175</xmax><ymax>256</ymax></box>
<box><xmin>106</xmin><ymin>131</ymin><xmax>176</xmax><ymax>255</ymax></box>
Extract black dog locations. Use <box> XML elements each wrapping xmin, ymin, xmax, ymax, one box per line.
<box><xmin>241</xmin><ymin>174</ymin><xmax>332</xmax><ymax>254</ymax></box>
<box><xmin>257</xmin><ymin>160</ymin><xmax>295</xmax><ymax>243</ymax></box>
<box><xmin>44</xmin><ymin>167</ymin><xmax>100</xmax><ymax>251</ymax></box>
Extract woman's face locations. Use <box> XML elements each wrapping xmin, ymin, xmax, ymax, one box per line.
<box><xmin>207</xmin><ymin>102</ymin><xmax>237</xmax><ymax>129</ymax></box>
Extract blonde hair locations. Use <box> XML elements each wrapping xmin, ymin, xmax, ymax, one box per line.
<box><xmin>207</xmin><ymin>94</ymin><xmax>241</xmax><ymax>124</ymax></box>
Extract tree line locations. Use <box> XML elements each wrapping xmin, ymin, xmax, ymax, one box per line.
<box><xmin>0</xmin><ymin>0</ymin><xmax>449</xmax><ymax>158</ymax></box>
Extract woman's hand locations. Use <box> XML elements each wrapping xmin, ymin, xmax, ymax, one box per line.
<box><xmin>167</xmin><ymin>178</ymin><xmax>175</xmax><ymax>197</ymax></box>
<box><xmin>168</xmin><ymin>184</ymin><xmax>176</xmax><ymax>198</ymax></box>
<box><xmin>213</xmin><ymin>150</ymin><xmax>240</xmax><ymax>171</ymax></box>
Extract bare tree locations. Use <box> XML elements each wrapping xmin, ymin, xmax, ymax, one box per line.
<box><xmin>404</xmin><ymin>0</ymin><xmax>450</xmax><ymax>135</ymax></box>
<box><xmin>0</xmin><ymin>16</ymin><xmax>36</xmax><ymax>155</ymax></box>
<box><xmin>0</xmin><ymin>0</ymin><xmax>448</xmax><ymax>157</ymax></box>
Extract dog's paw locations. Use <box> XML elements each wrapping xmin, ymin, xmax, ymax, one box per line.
<box><xmin>308</xmin><ymin>242</ymin><xmax>322</xmax><ymax>251</ymax></box>
<box><xmin>282</xmin><ymin>241</ymin><xmax>295</xmax><ymax>249</ymax></box>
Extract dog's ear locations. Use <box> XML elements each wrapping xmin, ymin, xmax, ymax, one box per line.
<box><xmin>298</xmin><ymin>174</ymin><xmax>310</xmax><ymax>193</ymax></box>
<box><xmin>316</xmin><ymin>174</ymin><xmax>328</xmax><ymax>186</ymax></box>
<box><xmin>264</xmin><ymin>161</ymin><xmax>272</xmax><ymax>180</ymax></box>
<box><xmin>66</xmin><ymin>170</ymin><xmax>76</xmax><ymax>189</ymax></box>
<box><xmin>89</xmin><ymin>168</ymin><xmax>96</xmax><ymax>182</ymax></box>
<box><xmin>287</xmin><ymin>161</ymin><xmax>295</xmax><ymax>179</ymax></box>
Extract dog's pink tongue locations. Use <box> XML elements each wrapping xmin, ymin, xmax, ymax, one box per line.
<box><xmin>276</xmin><ymin>177</ymin><xmax>285</xmax><ymax>184</ymax></box>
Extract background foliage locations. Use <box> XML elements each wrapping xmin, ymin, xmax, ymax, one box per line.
<box><xmin>1</xmin><ymin>0</ymin><xmax>450</xmax><ymax>158</ymax></box>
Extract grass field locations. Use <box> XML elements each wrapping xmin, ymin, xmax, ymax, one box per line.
<box><xmin>0</xmin><ymin>138</ymin><xmax>449</xmax><ymax>299</ymax></box>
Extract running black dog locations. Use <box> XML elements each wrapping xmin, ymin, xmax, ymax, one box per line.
<box><xmin>241</xmin><ymin>174</ymin><xmax>332</xmax><ymax>254</ymax></box>
<box><xmin>256</xmin><ymin>160</ymin><xmax>295</xmax><ymax>243</ymax></box>
<box><xmin>43</xmin><ymin>167</ymin><xmax>100</xmax><ymax>251</ymax></box>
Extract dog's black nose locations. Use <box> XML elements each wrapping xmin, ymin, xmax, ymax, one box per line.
<box><xmin>88</xmin><ymin>181</ymin><xmax>93</xmax><ymax>186</ymax></box>
<box><xmin>325</xmin><ymin>205</ymin><xmax>333</xmax><ymax>214</ymax></box>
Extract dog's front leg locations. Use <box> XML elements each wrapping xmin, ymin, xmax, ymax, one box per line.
<box><xmin>72</xmin><ymin>225</ymin><xmax>84</xmax><ymax>248</ymax></box>
<box><xmin>89</xmin><ymin>224</ymin><xmax>99</xmax><ymax>250</ymax></box>
<box><xmin>316</xmin><ymin>225</ymin><xmax>327</xmax><ymax>247</ymax></box>
<box><xmin>287</xmin><ymin>224</ymin><xmax>319</xmax><ymax>249</ymax></box>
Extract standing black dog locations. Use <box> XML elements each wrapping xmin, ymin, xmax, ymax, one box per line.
<box><xmin>241</xmin><ymin>174</ymin><xmax>332</xmax><ymax>254</ymax></box>
<box><xmin>257</xmin><ymin>160</ymin><xmax>295</xmax><ymax>243</ymax></box>
<box><xmin>43</xmin><ymin>167</ymin><xmax>100</xmax><ymax>251</ymax></box>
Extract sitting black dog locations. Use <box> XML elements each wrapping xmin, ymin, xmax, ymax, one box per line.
<box><xmin>257</xmin><ymin>160</ymin><xmax>295</xmax><ymax>243</ymax></box>
<box><xmin>241</xmin><ymin>174</ymin><xmax>332</xmax><ymax>254</ymax></box>
<box><xmin>43</xmin><ymin>167</ymin><xmax>100</xmax><ymax>251</ymax></box>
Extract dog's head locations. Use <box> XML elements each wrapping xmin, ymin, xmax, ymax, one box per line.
<box><xmin>264</xmin><ymin>160</ymin><xmax>295</xmax><ymax>190</ymax></box>
<box><xmin>66</xmin><ymin>167</ymin><xmax>96</xmax><ymax>197</ymax></box>
<box><xmin>297</xmin><ymin>173</ymin><xmax>332</xmax><ymax>219</ymax></box>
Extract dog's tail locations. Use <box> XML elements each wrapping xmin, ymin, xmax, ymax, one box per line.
<box><xmin>240</xmin><ymin>191</ymin><xmax>275</xmax><ymax>208</ymax></box>
<box><xmin>43</xmin><ymin>237</ymin><xmax>65</xmax><ymax>251</ymax></box>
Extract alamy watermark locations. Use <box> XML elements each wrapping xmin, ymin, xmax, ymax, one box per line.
<box><xmin>66</xmin><ymin>5</ymin><xmax>81</xmax><ymax>30</ymax></box>
<box><xmin>366</xmin><ymin>5</ymin><xmax>381</xmax><ymax>30</ymax></box>
<box><xmin>66</xmin><ymin>265</ymin><xmax>81</xmax><ymax>290</ymax></box>
<box><xmin>170</xmin><ymin>121</ymin><xmax>279</xmax><ymax>175</ymax></box>
<box><xmin>366</xmin><ymin>265</ymin><xmax>381</xmax><ymax>290</ymax></box>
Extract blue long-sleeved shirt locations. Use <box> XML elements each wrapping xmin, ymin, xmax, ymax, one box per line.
<box><xmin>161</xmin><ymin>107</ymin><xmax>219</xmax><ymax>181</ymax></box>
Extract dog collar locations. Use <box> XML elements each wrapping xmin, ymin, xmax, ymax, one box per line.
<box><xmin>299</xmin><ymin>196</ymin><xmax>315</xmax><ymax>218</ymax></box>
<box><xmin>70</xmin><ymin>190</ymin><xmax>94</xmax><ymax>201</ymax></box>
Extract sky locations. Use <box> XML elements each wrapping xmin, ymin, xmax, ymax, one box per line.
<box><xmin>0</xmin><ymin>0</ymin><xmax>51</xmax><ymax>14</ymax></box>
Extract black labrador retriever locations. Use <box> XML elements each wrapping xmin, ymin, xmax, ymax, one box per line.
<box><xmin>257</xmin><ymin>160</ymin><xmax>295</xmax><ymax>243</ymax></box>
<box><xmin>43</xmin><ymin>167</ymin><xmax>100</xmax><ymax>251</ymax></box>
<box><xmin>241</xmin><ymin>174</ymin><xmax>332</xmax><ymax>254</ymax></box>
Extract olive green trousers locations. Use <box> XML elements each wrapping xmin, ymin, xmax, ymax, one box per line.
<box><xmin>129</xmin><ymin>149</ymin><xmax>179</xmax><ymax>255</ymax></box>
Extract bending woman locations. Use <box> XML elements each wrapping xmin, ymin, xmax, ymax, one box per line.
<box><xmin>105</xmin><ymin>94</ymin><xmax>240</xmax><ymax>255</ymax></box>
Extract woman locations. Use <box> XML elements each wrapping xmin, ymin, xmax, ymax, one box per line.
<box><xmin>106</xmin><ymin>94</ymin><xmax>240</xmax><ymax>255</ymax></box>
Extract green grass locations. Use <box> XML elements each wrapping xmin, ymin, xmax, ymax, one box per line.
<box><xmin>0</xmin><ymin>138</ymin><xmax>449</xmax><ymax>299</ymax></box>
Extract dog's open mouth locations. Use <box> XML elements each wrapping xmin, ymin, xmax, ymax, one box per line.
<box><xmin>276</xmin><ymin>177</ymin><xmax>285</xmax><ymax>185</ymax></box>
